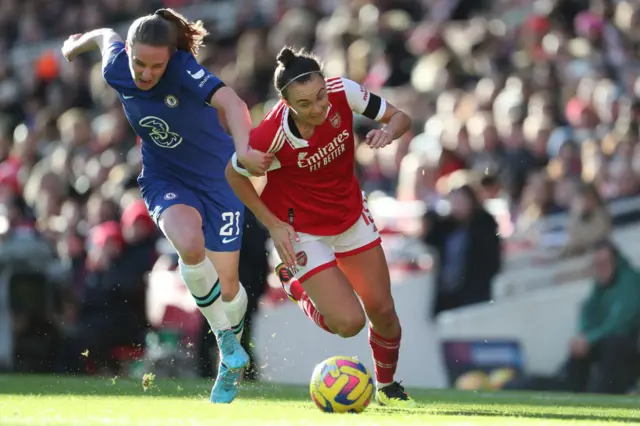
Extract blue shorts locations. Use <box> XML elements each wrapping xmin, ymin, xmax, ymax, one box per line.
<box><xmin>140</xmin><ymin>181</ymin><xmax>244</xmax><ymax>252</ymax></box>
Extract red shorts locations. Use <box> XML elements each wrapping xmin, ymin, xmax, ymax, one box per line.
<box><xmin>284</xmin><ymin>196</ymin><xmax>381</xmax><ymax>283</ymax></box>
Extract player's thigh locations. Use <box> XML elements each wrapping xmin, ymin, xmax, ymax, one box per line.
<box><xmin>333</xmin><ymin>205</ymin><xmax>396</xmax><ymax>325</ymax></box>
<box><xmin>201</xmin><ymin>188</ymin><xmax>244</xmax><ymax>299</ymax></box>
<box><xmin>337</xmin><ymin>244</ymin><xmax>397</xmax><ymax>327</ymax></box>
<box><xmin>142</xmin><ymin>184</ymin><xmax>206</xmax><ymax>264</ymax></box>
<box><xmin>294</xmin><ymin>238</ymin><xmax>365</xmax><ymax>338</ymax></box>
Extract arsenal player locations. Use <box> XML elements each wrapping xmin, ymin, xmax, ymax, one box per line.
<box><xmin>225</xmin><ymin>46</ymin><xmax>413</xmax><ymax>406</ymax></box>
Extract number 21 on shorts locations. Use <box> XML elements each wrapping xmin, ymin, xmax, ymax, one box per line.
<box><xmin>220</xmin><ymin>211</ymin><xmax>241</xmax><ymax>244</ymax></box>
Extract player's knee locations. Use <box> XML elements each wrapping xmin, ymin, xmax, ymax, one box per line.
<box><xmin>173</xmin><ymin>231</ymin><xmax>206</xmax><ymax>264</ymax></box>
<box><xmin>333</xmin><ymin>312</ymin><xmax>366</xmax><ymax>338</ymax></box>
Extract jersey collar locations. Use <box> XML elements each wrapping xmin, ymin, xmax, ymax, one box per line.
<box><xmin>282</xmin><ymin>107</ymin><xmax>309</xmax><ymax>149</ymax></box>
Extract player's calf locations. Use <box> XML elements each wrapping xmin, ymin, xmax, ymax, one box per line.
<box><xmin>328</xmin><ymin>310</ymin><xmax>366</xmax><ymax>338</ymax></box>
<box><xmin>218</xmin><ymin>268</ymin><xmax>241</xmax><ymax>302</ymax></box>
<box><xmin>179</xmin><ymin>259</ymin><xmax>233</xmax><ymax>334</ymax></box>
<box><xmin>206</xmin><ymin>251</ymin><xmax>247</xmax><ymax>340</ymax></box>
<box><xmin>208</xmin><ymin>251</ymin><xmax>242</xmax><ymax>302</ymax></box>
<box><xmin>296</xmin><ymin>290</ymin><xmax>365</xmax><ymax>338</ymax></box>
<box><xmin>368</xmin><ymin>325</ymin><xmax>401</xmax><ymax>385</ymax></box>
<box><xmin>276</xmin><ymin>263</ymin><xmax>334</xmax><ymax>333</ymax></box>
<box><xmin>223</xmin><ymin>283</ymin><xmax>248</xmax><ymax>341</ymax></box>
<box><xmin>361</xmin><ymin>298</ymin><xmax>404</xmax><ymax>395</ymax></box>
<box><xmin>276</xmin><ymin>264</ymin><xmax>364</xmax><ymax>336</ymax></box>
<box><xmin>366</xmin><ymin>298</ymin><xmax>401</xmax><ymax>339</ymax></box>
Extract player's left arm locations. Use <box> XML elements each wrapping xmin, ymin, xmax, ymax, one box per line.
<box><xmin>341</xmin><ymin>78</ymin><xmax>412</xmax><ymax>149</ymax></box>
<box><xmin>182</xmin><ymin>56</ymin><xmax>272</xmax><ymax>174</ymax></box>
<box><xmin>208</xmin><ymin>87</ymin><xmax>251</xmax><ymax>155</ymax></box>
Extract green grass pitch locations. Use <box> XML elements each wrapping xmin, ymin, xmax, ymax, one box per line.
<box><xmin>0</xmin><ymin>374</ymin><xmax>638</xmax><ymax>425</ymax></box>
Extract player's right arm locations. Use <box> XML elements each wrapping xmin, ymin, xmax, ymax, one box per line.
<box><xmin>225</xmin><ymin>125</ymin><xmax>299</xmax><ymax>268</ymax></box>
<box><xmin>61</xmin><ymin>29</ymin><xmax>122</xmax><ymax>64</ymax></box>
<box><xmin>225</xmin><ymin>163</ymin><xmax>299</xmax><ymax>269</ymax></box>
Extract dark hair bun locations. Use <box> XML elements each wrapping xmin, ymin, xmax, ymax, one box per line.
<box><xmin>277</xmin><ymin>47</ymin><xmax>297</xmax><ymax>68</ymax></box>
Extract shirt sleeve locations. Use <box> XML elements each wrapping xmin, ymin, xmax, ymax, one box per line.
<box><xmin>181</xmin><ymin>55</ymin><xmax>225</xmax><ymax>105</ymax></box>
<box><xmin>231</xmin><ymin>125</ymin><xmax>283</xmax><ymax>176</ymax></box>
<box><xmin>341</xmin><ymin>78</ymin><xmax>386</xmax><ymax>121</ymax></box>
<box><xmin>101</xmin><ymin>41</ymin><xmax>126</xmax><ymax>86</ymax></box>
<box><xmin>231</xmin><ymin>153</ymin><xmax>282</xmax><ymax>177</ymax></box>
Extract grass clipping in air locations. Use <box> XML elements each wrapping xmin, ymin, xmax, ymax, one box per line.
<box><xmin>142</xmin><ymin>373</ymin><xmax>156</xmax><ymax>392</ymax></box>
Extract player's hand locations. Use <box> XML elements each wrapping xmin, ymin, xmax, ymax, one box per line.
<box><xmin>268</xmin><ymin>220</ymin><xmax>300</xmax><ymax>269</ymax></box>
<box><xmin>238</xmin><ymin>149</ymin><xmax>274</xmax><ymax>176</ymax></box>
<box><xmin>365</xmin><ymin>128</ymin><xmax>393</xmax><ymax>149</ymax></box>
<box><xmin>61</xmin><ymin>34</ymin><xmax>83</xmax><ymax>62</ymax></box>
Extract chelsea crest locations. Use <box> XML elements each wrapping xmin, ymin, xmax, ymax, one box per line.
<box><xmin>165</xmin><ymin>95</ymin><xmax>179</xmax><ymax>108</ymax></box>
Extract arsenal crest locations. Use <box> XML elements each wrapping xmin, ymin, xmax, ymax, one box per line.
<box><xmin>296</xmin><ymin>251</ymin><xmax>308</xmax><ymax>267</ymax></box>
<box><xmin>329</xmin><ymin>112</ymin><xmax>341</xmax><ymax>129</ymax></box>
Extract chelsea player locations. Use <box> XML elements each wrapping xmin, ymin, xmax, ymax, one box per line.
<box><xmin>61</xmin><ymin>8</ymin><xmax>272</xmax><ymax>403</ymax></box>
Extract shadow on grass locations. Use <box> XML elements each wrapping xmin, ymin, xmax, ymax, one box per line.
<box><xmin>427</xmin><ymin>408</ymin><xmax>640</xmax><ymax>423</ymax></box>
<box><xmin>364</xmin><ymin>405</ymin><xmax>640</xmax><ymax>423</ymax></box>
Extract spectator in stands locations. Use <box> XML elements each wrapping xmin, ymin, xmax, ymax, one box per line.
<box><xmin>559</xmin><ymin>183</ymin><xmax>611</xmax><ymax>257</ymax></box>
<box><xmin>564</xmin><ymin>240</ymin><xmax>640</xmax><ymax>394</ymax></box>
<box><xmin>478</xmin><ymin>173</ymin><xmax>502</xmax><ymax>202</ymax></box>
<box><xmin>73</xmin><ymin>221</ymin><xmax>148</xmax><ymax>372</ymax></box>
<box><xmin>0</xmin><ymin>190</ymin><xmax>61</xmax><ymax>373</ymax></box>
<box><xmin>422</xmin><ymin>184</ymin><xmax>501</xmax><ymax>318</ymax></box>
<box><xmin>120</xmin><ymin>199</ymin><xmax>158</xmax><ymax>283</ymax></box>
<box><xmin>514</xmin><ymin>171</ymin><xmax>563</xmax><ymax>239</ymax></box>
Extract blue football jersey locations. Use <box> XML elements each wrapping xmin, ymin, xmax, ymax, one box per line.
<box><xmin>102</xmin><ymin>41</ymin><xmax>234</xmax><ymax>191</ymax></box>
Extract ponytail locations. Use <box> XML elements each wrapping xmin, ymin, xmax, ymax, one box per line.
<box><xmin>128</xmin><ymin>8</ymin><xmax>208</xmax><ymax>56</ymax></box>
<box><xmin>154</xmin><ymin>9</ymin><xmax>208</xmax><ymax>56</ymax></box>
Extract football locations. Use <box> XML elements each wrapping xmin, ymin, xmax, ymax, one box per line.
<box><xmin>309</xmin><ymin>356</ymin><xmax>374</xmax><ymax>413</ymax></box>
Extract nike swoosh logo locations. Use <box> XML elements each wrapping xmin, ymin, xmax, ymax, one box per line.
<box><xmin>222</xmin><ymin>237</ymin><xmax>238</xmax><ymax>244</ymax></box>
<box><xmin>122</xmin><ymin>95</ymin><xmax>134</xmax><ymax>99</ymax></box>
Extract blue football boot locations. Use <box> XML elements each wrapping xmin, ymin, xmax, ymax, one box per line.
<box><xmin>210</xmin><ymin>362</ymin><xmax>242</xmax><ymax>404</ymax></box>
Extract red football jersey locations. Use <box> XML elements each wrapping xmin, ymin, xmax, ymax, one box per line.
<box><xmin>245</xmin><ymin>77</ymin><xmax>386</xmax><ymax>236</ymax></box>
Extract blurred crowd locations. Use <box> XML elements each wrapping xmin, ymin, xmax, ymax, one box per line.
<box><xmin>3</xmin><ymin>0</ymin><xmax>640</xmax><ymax>375</ymax></box>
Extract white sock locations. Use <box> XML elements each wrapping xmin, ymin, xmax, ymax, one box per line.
<box><xmin>179</xmin><ymin>258</ymin><xmax>231</xmax><ymax>332</ymax></box>
<box><xmin>224</xmin><ymin>283</ymin><xmax>248</xmax><ymax>341</ymax></box>
<box><xmin>377</xmin><ymin>381</ymin><xmax>393</xmax><ymax>390</ymax></box>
